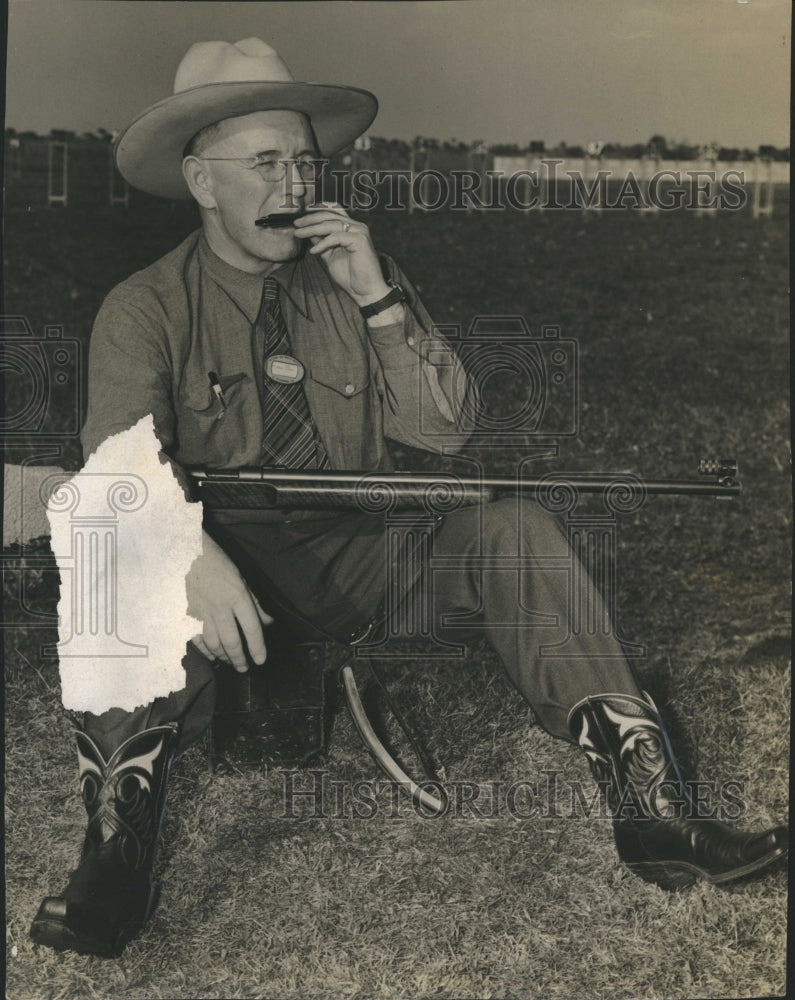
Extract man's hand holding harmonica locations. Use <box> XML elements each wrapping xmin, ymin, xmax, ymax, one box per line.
<box><xmin>293</xmin><ymin>203</ymin><xmax>405</xmax><ymax>325</ymax></box>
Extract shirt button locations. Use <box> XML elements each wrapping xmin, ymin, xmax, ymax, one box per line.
<box><xmin>407</xmin><ymin>336</ymin><xmax>415</xmax><ymax>347</ymax></box>
<box><xmin>344</xmin><ymin>382</ymin><xmax>355</xmax><ymax>395</ymax></box>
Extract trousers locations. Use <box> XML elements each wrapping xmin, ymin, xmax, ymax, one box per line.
<box><xmin>83</xmin><ymin>498</ymin><xmax>643</xmax><ymax>757</ymax></box>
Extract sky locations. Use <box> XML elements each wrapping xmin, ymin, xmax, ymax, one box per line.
<box><xmin>3</xmin><ymin>0</ymin><xmax>791</xmax><ymax>149</ymax></box>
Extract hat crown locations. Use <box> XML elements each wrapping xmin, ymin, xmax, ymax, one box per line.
<box><xmin>116</xmin><ymin>36</ymin><xmax>377</xmax><ymax>199</ymax></box>
<box><xmin>174</xmin><ymin>38</ymin><xmax>295</xmax><ymax>93</ymax></box>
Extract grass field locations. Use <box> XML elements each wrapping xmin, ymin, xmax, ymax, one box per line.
<box><xmin>3</xmin><ymin>184</ymin><xmax>791</xmax><ymax>999</ymax></box>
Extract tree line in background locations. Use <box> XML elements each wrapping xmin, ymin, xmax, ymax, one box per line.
<box><xmin>490</xmin><ymin>134</ymin><xmax>789</xmax><ymax>162</ymax></box>
<box><xmin>4</xmin><ymin>127</ymin><xmax>789</xmax><ymax>162</ymax></box>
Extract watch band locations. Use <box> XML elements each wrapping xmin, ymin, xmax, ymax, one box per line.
<box><xmin>359</xmin><ymin>282</ymin><xmax>406</xmax><ymax>319</ymax></box>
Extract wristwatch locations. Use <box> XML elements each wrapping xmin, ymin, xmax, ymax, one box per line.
<box><xmin>359</xmin><ymin>280</ymin><xmax>406</xmax><ymax>319</ymax></box>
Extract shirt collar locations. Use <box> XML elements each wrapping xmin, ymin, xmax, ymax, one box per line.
<box><xmin>198</xmin><ymin>231</ymin><xmax>310</xmax><ymax>322</ymax></box>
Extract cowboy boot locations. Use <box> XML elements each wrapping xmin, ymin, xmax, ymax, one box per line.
<box><xmin>568</xmin><ymin>692</ymin><xmax>788</xmax><ymax>890</ymax></box>
<box><xmin>30</xmin><ymin>723</ymin><xmax>179</xmax><ymax>956</ymax></box>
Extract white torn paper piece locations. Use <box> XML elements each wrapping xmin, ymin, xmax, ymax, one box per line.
<box><xmin>47</xmin><ymin>415</ymin><xmax>203</xmax><ymax>713</ymax></box>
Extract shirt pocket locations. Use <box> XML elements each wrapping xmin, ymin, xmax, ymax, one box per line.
<box><xmin>304</xmin><ymin>359</ymin><xmax>372</xmax><ymax>464</ymax></box>
<box><xmin>177</xmin><ymin>372</ymin><xmax>250</xmax><ymax>466</ymax></box>
<box><xmin>182</xmin><ymin>371</ymin><xmax>246</xmax><ymax>410</ymax></box>
<box><xmin>306</xmin><ymin>359</ymin><xmax>370</xmax><ymax>401</ymax></box>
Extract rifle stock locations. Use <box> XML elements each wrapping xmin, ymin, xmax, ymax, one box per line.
<box><xmin>187</xmin><ymin>459</ymin><xmax>741</xmax><ymax>511</ymax></box>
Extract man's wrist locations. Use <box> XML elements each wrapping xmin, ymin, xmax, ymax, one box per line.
<box><xmin>357</xmin><ymin>280</ymin><xmax>407</xmax><ymax>320</ymax></box>
<box><xmin>352</xmin><ymin>281</ymin><xmax>392</xmax><ymax>309</ymax></box>
<box><xmin>365</xmin><ymin>302</ymin><xmax>405</xmax><ymax>328</ymax></box>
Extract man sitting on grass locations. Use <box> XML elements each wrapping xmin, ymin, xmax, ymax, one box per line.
<box><xmin>30</xmin><ymin>37</ymin><xmax>787</xmax><ymax>957</ymax></box>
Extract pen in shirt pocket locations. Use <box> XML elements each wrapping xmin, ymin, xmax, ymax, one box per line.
<box><xmin>208</xmin><ymin>371</ymin><xmax>228</xmax><ymax>417</ymax></box>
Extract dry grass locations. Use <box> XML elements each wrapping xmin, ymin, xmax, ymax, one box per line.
<box><xmin>3</xmin><ymin>191</ymin><xmax>790</xmax><ymax>999</ymax></box>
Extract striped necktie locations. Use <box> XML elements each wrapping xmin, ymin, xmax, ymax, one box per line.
<box><xmin>259</xmin><ymin>277</ymin><xmax>329</xmax><ymax>469</ymax></box>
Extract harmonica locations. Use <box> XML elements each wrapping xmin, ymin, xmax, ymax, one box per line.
<box><xmin>255</xmin><ymin>212</ymin><xmax>303</xmax><ymax>228</ymax></box>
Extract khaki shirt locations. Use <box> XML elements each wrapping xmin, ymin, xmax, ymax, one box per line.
<box><xmin>81</xmin><ymin>230</ymin><xmax>474</xmax><ymax>471</ymax></box>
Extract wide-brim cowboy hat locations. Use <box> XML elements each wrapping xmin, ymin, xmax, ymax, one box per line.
<box><xmin>114</xmin><ymin>37</ymin><xmax>378</xmax><ymax>200</ymax></box>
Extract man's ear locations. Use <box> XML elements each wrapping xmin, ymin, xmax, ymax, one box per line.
<box><xmin>182</xmin><ymin>157</ymin><xmax>217</xmax><ymax>209</ymax></box>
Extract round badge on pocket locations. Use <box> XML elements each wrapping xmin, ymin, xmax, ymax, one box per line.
<box><xmin>266</xmin><ymin>354</ymin><xmax>305</xmax><ymax>384</ymax></box>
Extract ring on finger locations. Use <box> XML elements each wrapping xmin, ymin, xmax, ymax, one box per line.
<box><xmin>342</xmin><ymin>221</ymin><xmax>351</xmax><ymax>232</ymax></box>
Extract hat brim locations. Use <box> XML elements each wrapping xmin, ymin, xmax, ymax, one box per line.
<box><xmin>114</xmin><ymin>81</ymin><xmax>378</xmax><ymax>199</ymax></box>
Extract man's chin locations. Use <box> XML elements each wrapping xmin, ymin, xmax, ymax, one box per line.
<box><xmin>267</xmin><ymin>230</ymin><xmax>307</xmax><ymax>260</ymax></box>
<box><xmin>254</xmin><ymin>231</ymin><xmax>307</xmax><ymax>262</ymax></box>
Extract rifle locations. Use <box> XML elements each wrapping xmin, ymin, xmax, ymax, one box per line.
<box><xmin>188</xmin><ymin>457</ymin><xmax>741</xmax><ymax>814</ymax></box>
<box><xmin>187</xmin><ymin>458</ymin><xmax>740</xmax><ymax>512</ymax></box>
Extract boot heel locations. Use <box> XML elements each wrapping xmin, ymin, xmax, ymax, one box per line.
<box><xmin>627</xmin><ymin>862</ymin><xmax>698</xmax><ymax>892</ymax></box>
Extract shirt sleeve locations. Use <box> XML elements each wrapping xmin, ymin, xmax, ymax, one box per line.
<box><xmin>81</xmin><ymin>290</ymin><xmax>178</xmax><ymax>464</ymax></box>
<box><xmin>366</xmin><ymin>254</ymin><xmax>477</xmax><ymax>454</ymax></box>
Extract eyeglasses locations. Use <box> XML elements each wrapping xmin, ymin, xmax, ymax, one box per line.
<box><xmin>195</xmin><ymin>154</ymin><xmax>323</xmax><ymax>183</ymax></box>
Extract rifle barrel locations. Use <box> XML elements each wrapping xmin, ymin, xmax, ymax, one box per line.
<box><xmin>188</xmin><ymin>467</ymin><xmax>741</xmax><ymax>507</ymax></box>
